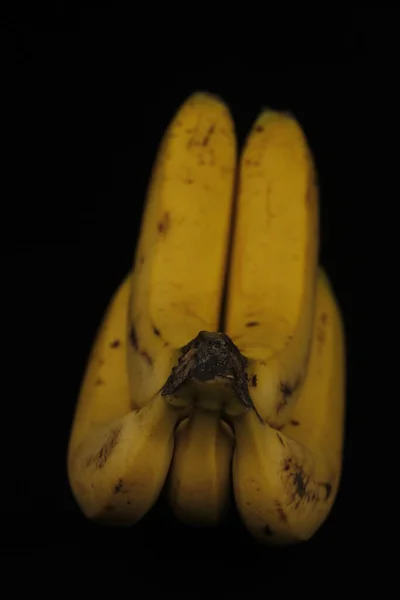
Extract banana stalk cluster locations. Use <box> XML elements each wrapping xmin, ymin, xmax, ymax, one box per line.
<box><xmin>67</xmin><ymin>93</ymin><xmax>345</xmax><ymax>545</ymax></box>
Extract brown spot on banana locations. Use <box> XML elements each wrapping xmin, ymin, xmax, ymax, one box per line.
<box><xmin>293</xmin><ymin>470</ymin><xmax>309</xmax><ymax>498</ymax></box>
<box><xmin>277</xmin><ymin>371</ymin><xmax>303</xmax><ymax>413</ymax></box>
<box><xmin>277</xmin><ymin>382</ymin><xmax>294</xmax><ymax>413</ymax></box>
<box><xmin>276</xmin><ymin>502</ymin><xmax>288</xmax><ymax>522</ymax></box>
<box><xmin>113</xmin><ymin>479</ymin><xmax>123</xmax><ymax>494</ymax></box>
<box><xmin>281</xmin><ymin>456</ymin><xmax>333</xmax><ymax>509</ymax></box>
<box><xmin>109</xmin><ymin>339</ymin><xmax>120</xmax><ymax>348</ymax></box>
<box><xmin>201</xmin><ymin>123</ymin><xmax>215</xmax><ymax>146</ymax></box>
<box><xmin>280</xmin><ymin>381</ymin><xmax>293</xmax><ymax>398</ymax></box>
<box><xmin>129</xmin><ymin>324</ymin><xmax>158</xmax><ymax>362</ymax></box>
<box><xmin>86</xmin><ymin>426</ymin><xmax>122</xmax><ymax>470</ymax></box>
<box><xmin>157</xmin><ymin>212</ymin><xmax>170</xmax><ymax>234</ymax></box>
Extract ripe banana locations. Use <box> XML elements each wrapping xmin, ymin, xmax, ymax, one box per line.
<box><xmin>67</xmin><ymin>275</ymin><xmax>188</xmax><ymax>523</ymax></box>
<box><xmin>67</xmin><ymin>91</ymin><xmax>345</xmax><ymax>544</ymax></box>
<box><xmin>126</xmin><ymin>91</ymin><xmax>236</xmax><ymax>408</ymax></box>
<box><xmin>232</xmin><ymin>268</ymin><xmax>345</xmax><ymax>544</ymax></box>
<box><xmin>167</xmin><ymin>408</ymin><xmax>234</xmax><ymax>526</ymax></box>
<box><xmin>225</xmin><ymin>109</ymin><xmax>319</xmax><ymax>426</ymax></box>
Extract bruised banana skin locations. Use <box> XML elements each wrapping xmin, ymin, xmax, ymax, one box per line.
<box><xmin>226</xmin><ymin>109</ymin><xmax>319</xmax><ymax>426</ymax></box>
<box><xmin>233</xmin><ymin>270</ymin><xmax>345</xmax><ymax>545</ymax></box>
<box><xmin>127</xmin><ymin>92</ymin><xmax>236</xmax><ymax>409</ymax></box>
<box><xmin>167</xmin><ymin>408</ymin><xmax>234</xmax><ymax>526</ymax></box>
<box><xmin>67</xmin><ymin>275</ymin><xmax>188</xmax><ymax>524</ymax></box>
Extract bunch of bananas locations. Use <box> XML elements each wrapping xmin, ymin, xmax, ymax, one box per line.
<box><xmin>67</xmin><ymin>92</ymin><xmax>345</xmax><ymax>545</ymax></box>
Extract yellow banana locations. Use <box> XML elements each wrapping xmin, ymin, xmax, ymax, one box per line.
<box><xmin>67</xmin><ymin>92</ymin><xmax>345</xmax><ymax>543</ymax></box>
<box><xmin>167</xmin><ymin>408</ymin><xmax>234</xmax><ymax>526</ymax></box>
<box><xmin>127</xmin><ymin>91</ymin><xmax>236</xmax><ymax>408</ymax></box>
<box><xmin>232</xmin><ymin>269</ymin><xmax>345</xmax><ymax>544</ymax></box>
<box><xmin>67</xmin><ymin>275</ymin><xmax>186</xmax><ymax>523</ymax></box>
<box><xmin>225</xmin><ymin>109</ymin><xmax>319</xmax><ymax>425</ymax></box>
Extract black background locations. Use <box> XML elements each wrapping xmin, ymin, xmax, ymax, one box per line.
<box><xmin>2</xmin><ymin>5</ymin><xmax>374</xmax><ymax>569</ymax></box>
